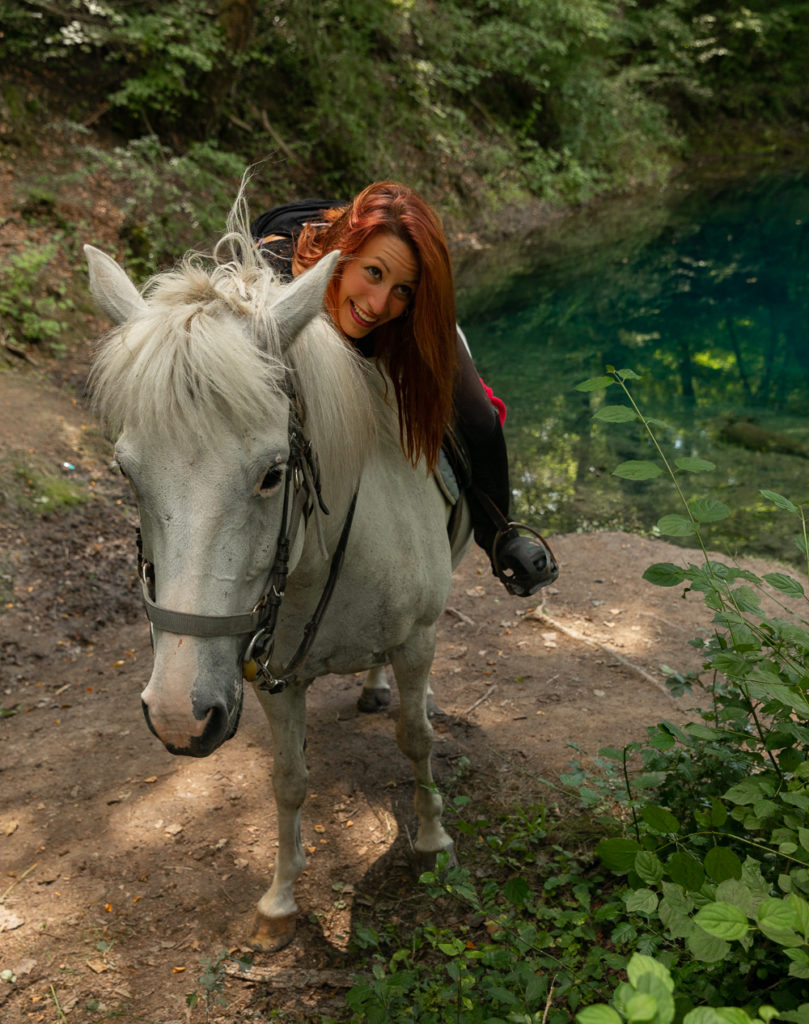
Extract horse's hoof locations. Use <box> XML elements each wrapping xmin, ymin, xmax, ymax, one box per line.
<box><xmin>357</xmin><ymin>688</ymin><xmax>391</xmax><ymax>714</ymax></box>
<box><xmin>413</xmin><ymin>842</ymin><xmax>458</xmax><ymax>875</ymax></box>
<box><xmin>426</xmin><ymin>695</ymin><xmax>445</xmax><ymax>718</ymax></box>
<box><xmin>248</xmin><ymin>911</ymin><xmax>297</xmax><ymax>952</ymax></box>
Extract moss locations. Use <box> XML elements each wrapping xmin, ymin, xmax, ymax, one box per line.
<box><xmin>0</xmin><ymin>458</ymin><xmax>91</xmax><ymax>518</ymax></box>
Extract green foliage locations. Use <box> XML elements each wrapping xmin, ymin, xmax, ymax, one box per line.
<box><xmin>577</xmin><ymin>954</ymin><xmax>780</xmax><ymax>1024</ymax></box>
<box><xmin>185</xmin><ymin>948</ymin><xmax>235</xmax><ymax>1016</ymax></box>
<box><xmin>79</xmin><ymin>135</ymin><xmax>247</xmax><ymax>275</ymax></box>
<box><xmin>344</xmin><ymin>838</ymin><xmax>628</xmax><ymax>1024</ymax></box>
<box><xmin>4</xmin><ymin>2</ymin><xmax>806</xmax><ymax>214</ymax></box>
<box><xmin>0</xmin><ymin>242</ymin><xmax>74</xmax><ymax>352</ymax></box>
<box><xmin>569</xmin><ymin>368</ymin><xmax>809</xmax><ymax>1019</ymax></box>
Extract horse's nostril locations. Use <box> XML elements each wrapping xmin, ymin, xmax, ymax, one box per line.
<box><xmin>203</xmin><ymin>701</ymin><xmax>227</xmax><ymax>741</ymax></box>
<box><xmin>141</xmin><ymin>699</ymin><xmax>159</xmax><ymax>739</ymax></box>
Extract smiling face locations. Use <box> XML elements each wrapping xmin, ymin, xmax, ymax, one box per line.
<box><xmin>334</xmin><ymin>231</ymin><xmax>419</xmax><ymax>339</ymax></box>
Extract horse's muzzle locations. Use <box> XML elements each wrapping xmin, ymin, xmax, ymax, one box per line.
<box><xmin>140</xmin><ymin>680</ymin><xmax>243</xmax><ymax>757</ymax></box>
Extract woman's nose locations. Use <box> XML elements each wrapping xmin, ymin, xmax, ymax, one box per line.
<box><xmin>368</xmin><ymin>288</ymin><xmax>392</xmax><ymax>315</ymax></box>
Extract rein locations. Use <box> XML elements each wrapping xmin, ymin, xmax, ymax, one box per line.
<box><xmin>136</xmin><ymin>397</ymin><xmax>358</xmax><ymax>696</ymax></box>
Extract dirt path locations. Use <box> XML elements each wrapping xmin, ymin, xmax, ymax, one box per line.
<box><xmin>0</xmin><ymin>368</ymin><xmax>797</xmax><ymax>1022</ymax></box>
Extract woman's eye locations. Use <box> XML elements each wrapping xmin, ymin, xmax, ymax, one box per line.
<box><xmin>395</xmin><ymin>284</ymin><xmax>413</xmax><ymax>299</ymax></box>
<box><xmin>255</xmin><ymin>466</ymin><xmax>284</xmax><ymax>496</ymax></box>
<box><xmin>365</xmin><ymin>265</ymin><xmax>382</xmax><ymax>280</ymax></box>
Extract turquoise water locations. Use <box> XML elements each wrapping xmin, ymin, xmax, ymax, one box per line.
<box><xmin>455</xmin><ymin>168</ymin><xmax>809</xmax><ymax>565</ymax></box>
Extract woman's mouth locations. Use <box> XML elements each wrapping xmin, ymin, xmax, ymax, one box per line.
<box><xmin>349</xmin><ymin>300</ymin><xmax>377</xmax><ymax>328</ymax></box>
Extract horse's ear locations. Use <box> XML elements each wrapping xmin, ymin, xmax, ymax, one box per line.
<box><xmin>270</xmin><ymin>249</ymin><xmax>341</xmax><ymax>352</ymax></box>
<box><xmin>84</xmin><ymin>244</ymin><xmax>146</xmax><ymax>325</ymax></box>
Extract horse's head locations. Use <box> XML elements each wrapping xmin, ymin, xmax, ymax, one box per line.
<box><xmin>85</xmin><ymin>233</ymin><xmax>372</xmax><ymax>757</ymax></box>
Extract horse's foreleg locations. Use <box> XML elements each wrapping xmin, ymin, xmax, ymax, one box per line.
<box><xmin>389</xmin><ymin>630</ymin><xmax>453</xmax><ymax>867</ymax></box>
<box><xmin>249</xmin><ymin>682</ymin><xmax>308</xmax><ymax>952</ymax></box>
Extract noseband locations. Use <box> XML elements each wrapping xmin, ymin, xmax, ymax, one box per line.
<box><xmin>136</xmin><ymin>396</ymin><xmax>357</xmax><ymax>695</ymax></box>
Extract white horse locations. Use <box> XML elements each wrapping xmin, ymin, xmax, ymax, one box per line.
<box><xmin>84</xmin><ymin>202</ymin><xmax>471</xmax><ymax>951</ymax></box>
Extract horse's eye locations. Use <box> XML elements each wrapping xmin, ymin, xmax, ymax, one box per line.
<box><xmin>255</xmin><ymin>466</ymin><xmax>284</xmax><ymax>497</ymax></box>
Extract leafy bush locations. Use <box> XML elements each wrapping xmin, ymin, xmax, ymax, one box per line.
<box><xmin>572</xmin><ymin>368</ymin><xmax>809</xmax><ymax>1021</ymax></box>
<box><xmin>0</xmin><ymin>242</ymin><xmax>74</xmax><ymax>352</ymax></box>
<box><xmin>79</xmin><ymin>135</ymin><xmax>247</xmax><ymax>275</ymax></box>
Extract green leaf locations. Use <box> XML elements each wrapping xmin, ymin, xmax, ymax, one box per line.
<box><xmin>635</xmin><ymin>772</ymin><xmax>668</xmax><ymax>789</ymax></box>
<box><xmin>689</xmin><ymin>497</ymin><xmax>731</xmax><ymax>523</ymax></box>
<box><xmin>615</xmin><ymin>368</ymin><xmax>641</xmax><ymax>380</ymax></box>
<box><xmin>659</xmin><ymin>900</ymin><xmax>696</xmax><ymax>940</ymax></box>
<box><xmin>711</xmin><ymin>651</ymin><xmax>751</xmax><ymax>679</ymax></box>
<box><xmin>625</xmin><ymin>993</ymin><xmax>658</xmax><ymax>1021</ymax></box>
<box><xmin>593</xmin><ymin>404</ymin><xmax>637</xmax><ymax>423</ymax></box>
<box><xmin>763</xmin><ymin>572</ymin><xmax>805</xmax><ymax>598</ymax></box>
<box><xmin>729</xmin><ymin>585</ymin><xmax>762</xmax><ymax>614</ymax></box>
<box><xmin>642</xmin><ymin>562</ymin><xmax>687</xmax><ymax>587</ymax></box>
<box><xmin>710</xmin><ymin>798</ymin><xmax>728</xmax><ymax>827</ymax></box>
<box><xmin>758</xmin><ymin>898</ymin><xmax>803</xmax><ymax>945</ymax></box>
<box><xmin>597</xmin><ymin>837</ymin><xmax>642</xmax><ymax>873</ymax></box>
<box><xmin>641</xmin><ymin>804</ymin><xmax>680</xmax><ymax>834</ymax></box>
<box><xmin>704</xmin><ymin>847</ymin><xmax>743</xmax><ymax>883</ymax></box>
<box><xmin>575</xmin><ymin>376</ymin><xmax>614</xmax><ymax>392</ymax></box>
<box><xmin>687</xmin><ymin>925</ymin><xmax>731</xmax><ymax>963</ymax></box>
<box><xmin>724</xmin><ymin>777</ymin><xmax>773</xmax><ymax>805</ymax></box>
<box><xmin>612</xmin><ymin>460</ymin><xmax>663</xmax><ymax>480</ymax></box>
<box><xmin>503</xmin><ymin>877</ymin><xmax>530</xmax><ymax>908</ymax></box>
<box><xmin>683</xmin><ymin>1009</ymin><xmax>724</xmax><ymax>1024</ymax></box>
<box><xmin>627</xmin><ymin>954</ymin><xmax>675</xmax><ymax>992</ymax></box>
<box><xmin>787</xmin><ymin>892</ymin><xmax>809</xmax><ymax>940</ymax></box>
<box><xmin>760</xmin><ymin>489</ymin><xmax>799</xmax><ymax>513</ymax></box>
<box><xmin>746</xmin><ymin>679</ymin><xmax>809</xmax><ymax>717</ymax></box>
<box><xmin>674</xmin><ymin>457</ymin><xmax>716</xmax><ymax>473</ymax></box>
<box><xmin>715</xmin><ymin>879</ymin><xmax>754</xmax><ymax>917</ymax></box>
<box><xmin>625</xmin><ymin>888</ymin><xmax>659</xmax><ymax>915</ymax></box>
<box><xmin>694</xmin><ymin>901</ymin><xmax>749</xmax><ymax>941</ymax></box>
<box><xmin>635</xmin><ymin>851</ymin><xmax>664</xmax><ymax>886</ymax></box>
<box><xmin>657</xmin><ymin>514</ymin><xmax>696</xmax><ymax>537</ymax></box>
<box><xmin>668</xmin><ymin>851</ymin><xmax>705</xmax><ymax>891</ymax></box>
<box><xmin>576</xmin><ymin>1007</ymin><xmax>623</xmax><ymax>1024</ymax></box>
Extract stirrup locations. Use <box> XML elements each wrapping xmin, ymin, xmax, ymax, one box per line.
<box><xmin>491</xmin><ymin>522</ymin><xmax>559</xmax><ymax>597</ymax></box>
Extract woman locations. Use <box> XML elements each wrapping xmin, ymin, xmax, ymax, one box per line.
<box><xmin>251</xmin><ymin>182</ymin><xmax>557</xmax><ymax>597</ymax></box>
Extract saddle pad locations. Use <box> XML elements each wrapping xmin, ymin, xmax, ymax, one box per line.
<box><xmin>435</xmin><ymin>447</ymin><xmax>460</xmax><ymax>506</ymax></box>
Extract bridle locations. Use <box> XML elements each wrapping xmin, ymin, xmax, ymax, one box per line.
<box><xmin>136</xmin><ymin>393</ymin><xmax>357</xmax><ymax>696</ymax></box>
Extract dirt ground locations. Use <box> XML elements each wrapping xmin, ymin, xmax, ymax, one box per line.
<box><xmin>0</xmin><ymin>367</ymin><xmax>799</xmax><ymax>1023</ymax></box>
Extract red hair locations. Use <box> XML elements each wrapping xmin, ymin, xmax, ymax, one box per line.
<box><xmin>295</xmin><ymin>182</ymin><xmax>457</xmax><ymax>471</ymax></box>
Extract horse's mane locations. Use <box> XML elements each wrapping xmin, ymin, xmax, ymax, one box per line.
<box><xmin>89</xmin><ymin>190</ymin><xmax>379</xmax><ymax>506</ymax></box>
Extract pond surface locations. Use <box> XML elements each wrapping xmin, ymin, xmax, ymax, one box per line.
<box><xmin>455</xmin><ymin>166</ymin><xmax>809</xmax><ymax>566</ymax></box>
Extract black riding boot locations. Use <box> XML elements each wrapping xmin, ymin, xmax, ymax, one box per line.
<box><xmin>451</xmin><ymin>336</ymin><xmax>558</xmax><ymax>597</ymax></box>
<box><xmin>460</xmin><ymin>422</ymin><xmax>558</xmax><ymax>598</ymax></box>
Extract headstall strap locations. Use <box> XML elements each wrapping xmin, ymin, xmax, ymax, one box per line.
<box><xmin>134</xmin><ymin>381</ymin><xmax>359</xmax><ymax>696</ymax></box>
